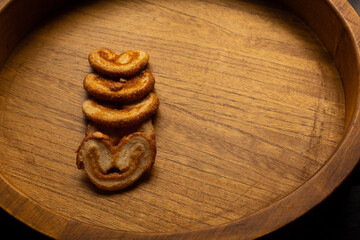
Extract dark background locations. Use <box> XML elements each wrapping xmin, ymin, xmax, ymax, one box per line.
<box><xmin>349</xmin><ymin>0</ymin><xmax>360</xmax><ymax>16</ymax></box>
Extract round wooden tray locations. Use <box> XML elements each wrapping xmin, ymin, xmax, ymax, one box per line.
<box><xmin>1</xmin><ymin>0</ymin><xmax>359</xmax><ymax>239</ymax></box>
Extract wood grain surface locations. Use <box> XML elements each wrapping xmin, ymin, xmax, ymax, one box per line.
<box><xmin>0</xmin><ymin>0</ymin><xmax>359</xmax><ymax>239</ymax></box>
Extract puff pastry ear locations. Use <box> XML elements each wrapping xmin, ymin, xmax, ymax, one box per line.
<box><xmin>79</xmin><ymin>49</ymin><xmax>158</xmax><ymax>191</ymax></box>
<box><xmin>88</xmin><ymin>49</ymin><xmax>149</xmax><ymax>78</ymax></box>
<box><xmin>82</xmin><ymin>92</ymin><xmax>159</xmax><ymax>128</ymax></box>
<box><xmin>83</xmin><ymin>70</ymin><xmax>155</xmax><ymax>103</ymax></box>
<box><xmin>76</xmin><ymin>132</ymin><xmax>156</xmax><ymax>191</ymax></box>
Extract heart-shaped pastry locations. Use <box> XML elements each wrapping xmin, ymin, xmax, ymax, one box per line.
<box><xmin>76</xmin><ymin>131</ymin><xmax>156</xmax><ymax>191</ymax></box>
<box><xmin>89</xmin><ymin>49</ymin><xmax>149</xmax><ymax>78</ymax></box>
<box><xmin>82</xmin><ymin>92</ymin><xmax>159</xmax><ymax>127</ymax></box>
<box><xmin>83</xmin><ymin>70</ymin><xmax>155</xmax><ymax>103</ymax></box>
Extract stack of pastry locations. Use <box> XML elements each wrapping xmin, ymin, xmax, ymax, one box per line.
<box><xmin>76</xmin><ymin>49</ymin><xmax>159</xmax><ymax>191</ymax></box>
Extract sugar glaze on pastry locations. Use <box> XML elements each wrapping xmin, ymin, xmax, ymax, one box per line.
<box><xmin>82</xmin><ymin>92</ymin><xmax>159</xmax><ymax>127</ymax></box>
<box><xmin>89</xmin><ymin>49</ymin><xmax>149</xmax><ymax>78</ymax></box>
<box><xmin>83</xmin><ymin>70</ymin><xmax>155</xmax><ymax>103</ymax></box>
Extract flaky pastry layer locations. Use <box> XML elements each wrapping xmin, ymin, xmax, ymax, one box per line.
<box><xmin>76</xmin><ymin>132</ymin><xmax>156</xmax><ymax>191</ymax></box>
<box><xmin>89</xmin><ymin>49</ymin><xmax>149</xmax><ymax>78</ymax></box>
<box><xmin>82</xmin><ymin>92</ymin><xmax>159</xmax><ymax>127</ymax></box>
<box><xmin>86</xmin><ymin>119</ymin><xmax>155</xmax><ymax>146</ymax></box>
<box><xmin>83</xmin><ymin>70</ymin><xmax>155</xmax><ymax>103</ymax></box>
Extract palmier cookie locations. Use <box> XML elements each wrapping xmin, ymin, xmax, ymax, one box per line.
<box><xmin>84</xmin><ymin>70</ymin><xmax>155</xmax><ymax>103</ymax></box>
<box><xmin>89</xmin><ymin>49</ymin><xmax>149</xmax><ymax>78</ymax></box>
<box><xmin>76</xmin><ymin>131</ymin><xmax>156</xmax><ymax>191</ymax></box>
<box><xmin>82</xmin><ymin>92</ymin><xmax>159</xmax><ymax>128</ymax></box>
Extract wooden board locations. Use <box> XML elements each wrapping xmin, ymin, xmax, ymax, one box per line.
<box><xmin>0</xmin><ymin>0</ymin><xmax>359</xmax><ymax>239</ymax></box>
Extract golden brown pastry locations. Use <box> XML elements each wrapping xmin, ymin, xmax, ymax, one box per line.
<box><xmin>83</xmin><ymin>70</ymin><xmax>155</xmax><ymax>103</ymax></box>
<box><xmin>88</xmin><ymin>49</ymin><xmax>149</xmax><ymax>78</ymax></box>
<box><xmin>78</xmin><ymin>49</ymin><xmax>159</xmax><ymax>191</ymax></box>
<box><xmin>76</xmin><ymin>131</ymin><xmax>156</xmax><ymax>191</ymax></box>
<box><xmin>82</xmin><ymin>92</ymin><xmax>159</xmax><ymax>128</ymax></box>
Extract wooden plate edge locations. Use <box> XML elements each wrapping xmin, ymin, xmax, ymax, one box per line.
<box><xmin>0</xmin><ymin>0</ymin><xmax>359</xmax><ymax>239</ymax></box>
